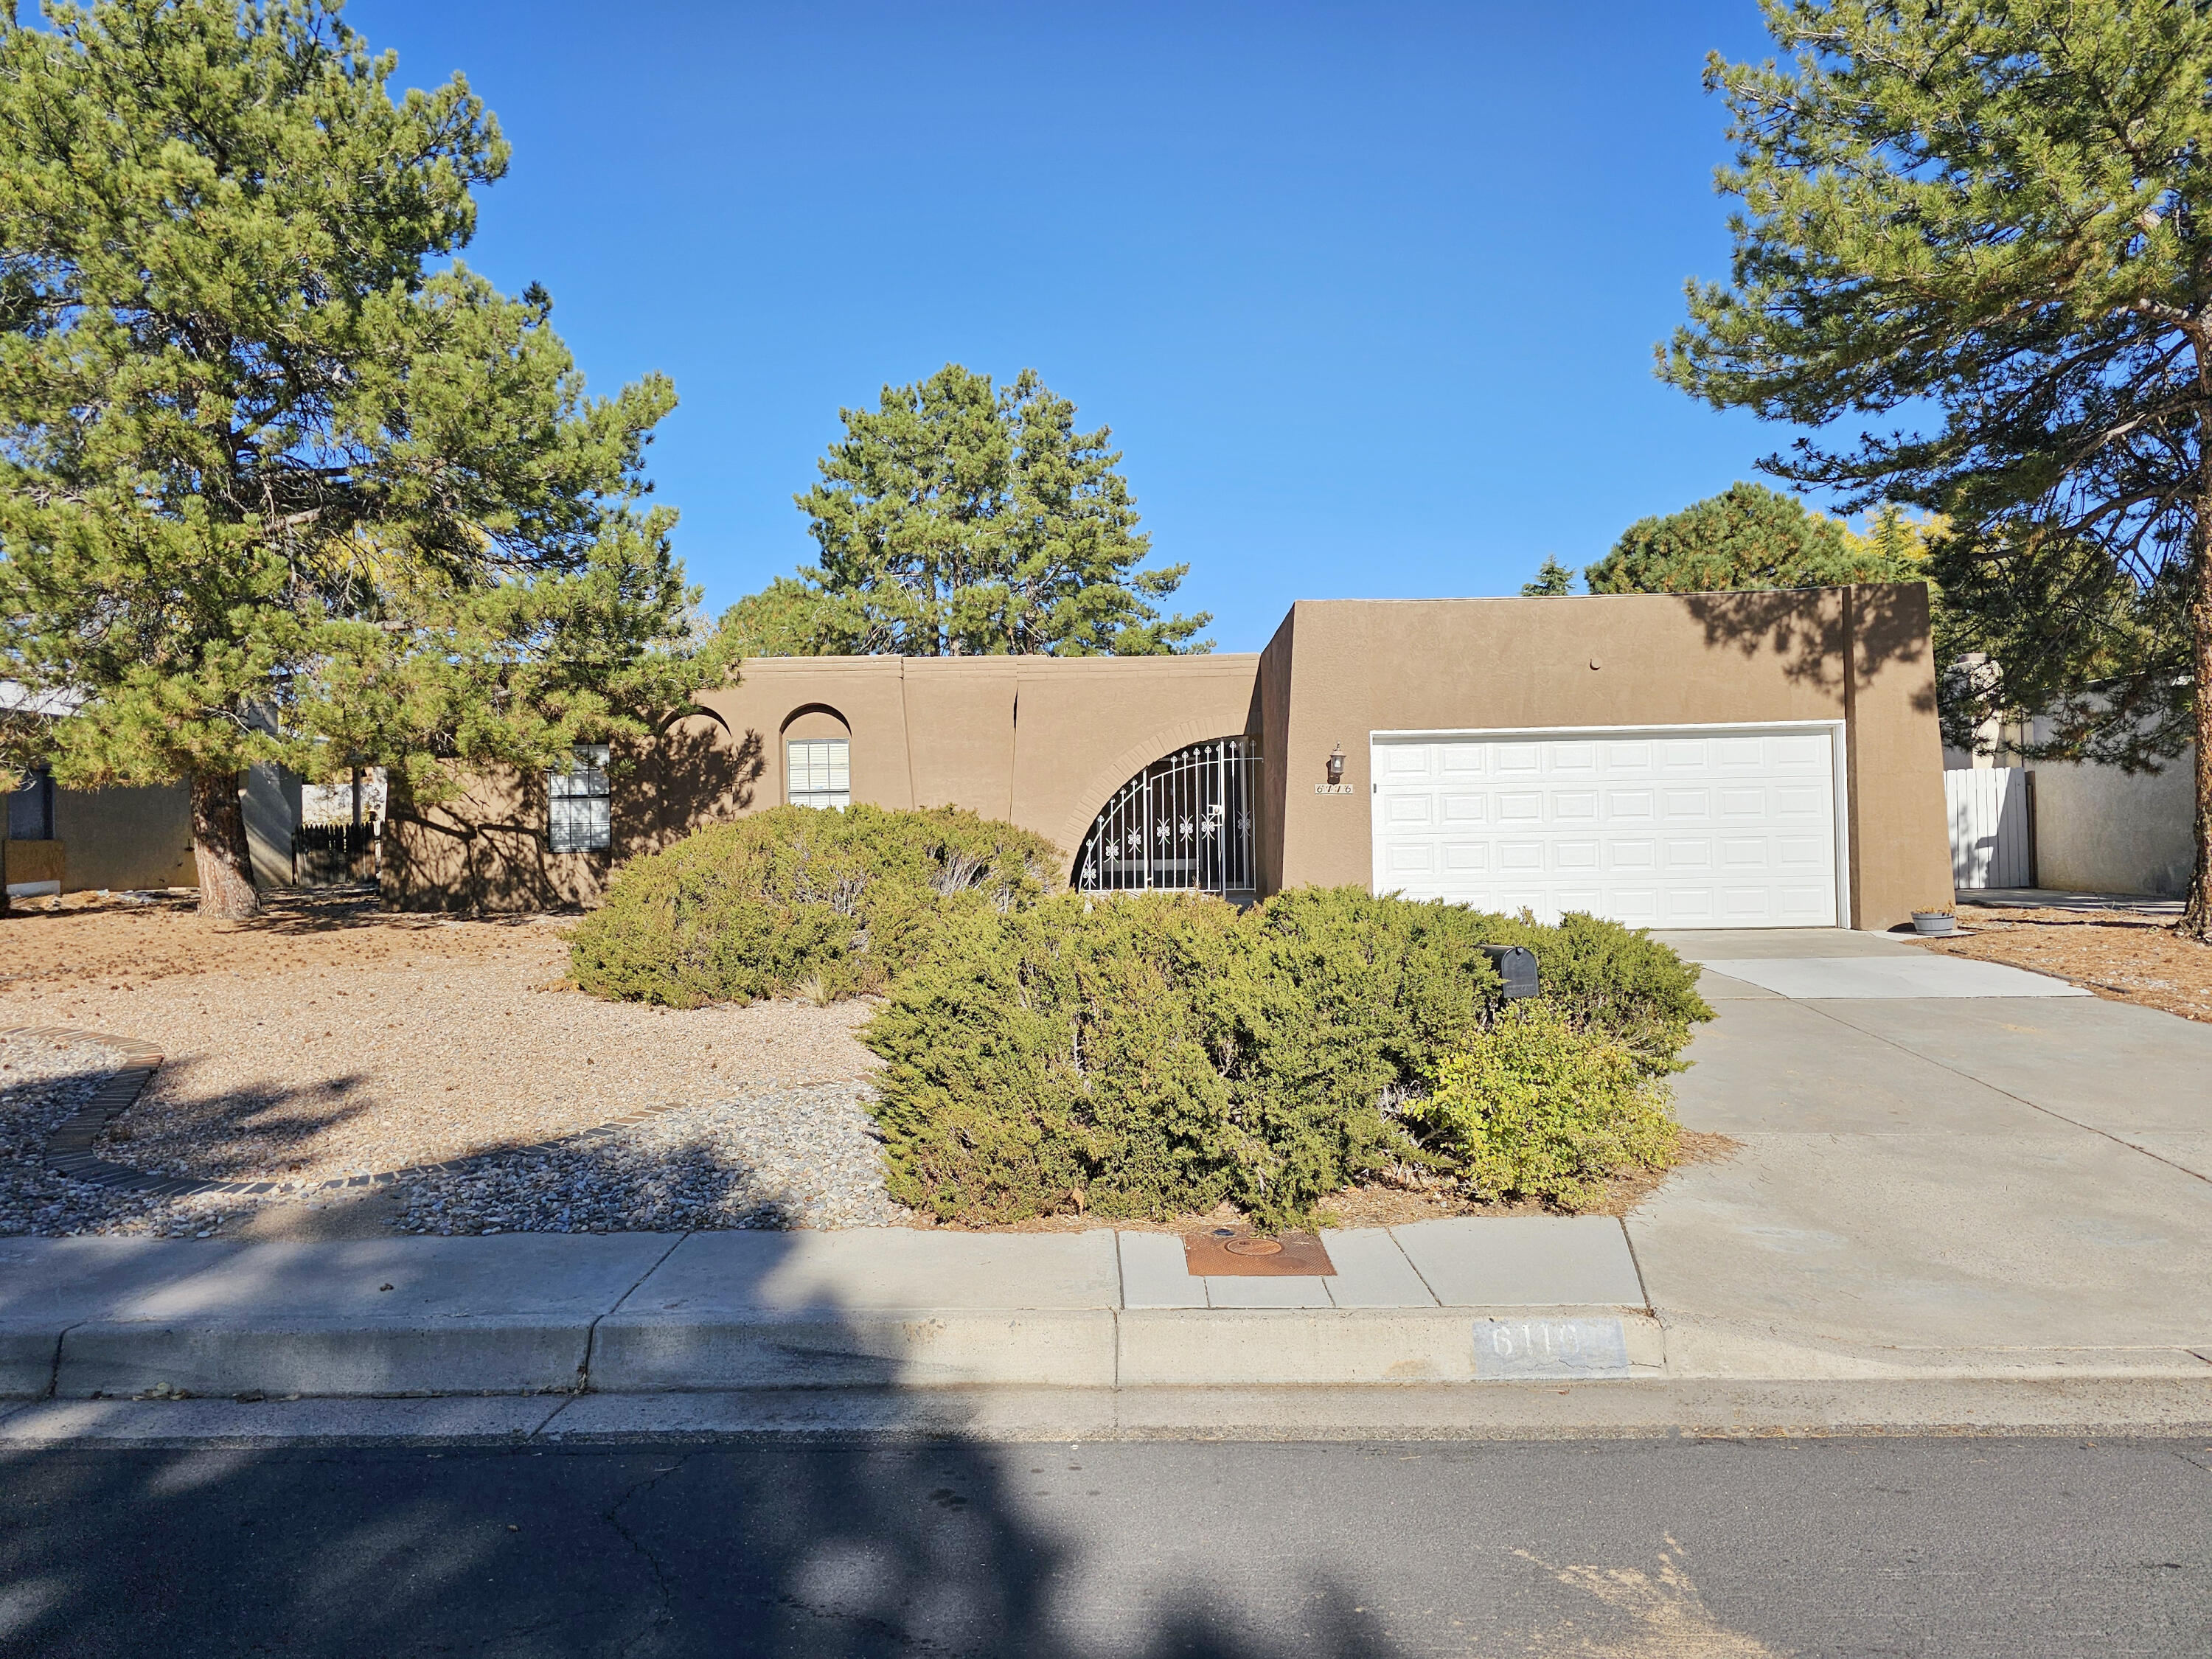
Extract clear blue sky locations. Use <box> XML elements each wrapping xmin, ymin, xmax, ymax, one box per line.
<box><xmin>352</xmin><ymin>1</ymin><xmax>1795</xmax><ymax>653</ymax></box>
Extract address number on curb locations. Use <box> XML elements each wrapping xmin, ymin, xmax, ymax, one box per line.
<box><xmin>1472</xmin><ymin>1317</ymin><xmax>1631</xmax><ymax>1380</ymax></box>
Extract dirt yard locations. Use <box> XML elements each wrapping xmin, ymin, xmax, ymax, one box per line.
<box><xmin>0</xmin><ymin>891</ymin><xmax>878</xmax><ymax>1187</ymax></box>
<box><xmin>1909</xmin><ymin>902</ymin><xmax>2212</xmax><ymax>1024</ymax></box>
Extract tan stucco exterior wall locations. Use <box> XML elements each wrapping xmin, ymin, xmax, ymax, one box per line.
<box><xmin>382</xmin><ymin>707</ymin><xmax>768</xmax><ymax>911</ymax></box>
<box><xmin>382</xmin><ymin>587</ymin><xmax>1952</xmax><ymax>928</ymax></box>
<box><xmin>1840</xmin><ymin>583</ymin><xmax>1954</xmax><ymax>923</ymax></box>
<box><xmin>1256</xmin><ymin>586</ymin><xmax>1951</xmax><ymax>931</ymax></box>
<box><xmin>52</xmin><ymin>783</ymin><xmax>198</xmax><ymax>892</ymax></box>
<box><xmin>689</xmin><ymin>655</ymin><xmax>1263</xmax><ymax>876</ymax></box>
<box><xmin>383</xmin><ymin>655</ymin><xmax>1264</xmax><ymax>908</ymax></box>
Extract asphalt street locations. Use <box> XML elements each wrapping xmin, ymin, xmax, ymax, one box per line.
<box><xmin>2</xmin><ymin>1435</ymin><xmax>2206</xmax><ymax>1657</ymax></box>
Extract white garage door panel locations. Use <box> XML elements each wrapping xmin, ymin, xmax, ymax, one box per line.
<box><xmin>1371</xmin><ymin>728</ymin><xmax>1840</xmax><ymax>928</ymax></box>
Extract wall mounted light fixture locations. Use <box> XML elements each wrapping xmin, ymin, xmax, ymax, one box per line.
<box><xmin>1326</xmin><ymin>744</ymin><xmax>1346</xmax><ymax>785</ymax></box>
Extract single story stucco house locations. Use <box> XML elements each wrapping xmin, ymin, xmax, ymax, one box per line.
<box><xmin>383</xmin><ymin>583</ymin><xmax>1955</xmax><ymax>932</ymax></box>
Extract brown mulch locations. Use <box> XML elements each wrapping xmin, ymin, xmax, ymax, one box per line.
<box><xmin>1318</xmin><ymin>1128</ymin><xmax>1742</xmax><ymax>1226</ymax></box>
<box><xmin>917</xmin><ymin>1131</ymin><xmax>1742</xmax><ymax>1234</ymax></box>
<box><xmin>1907</xmin><ymin>905</ymin><xmax>2212</xmax><ymax>1024</ymax></box>
<box><xmin>0</xmin><ymin>889</ymin><xmax>879</xmax><ymax>1187</ymax></box>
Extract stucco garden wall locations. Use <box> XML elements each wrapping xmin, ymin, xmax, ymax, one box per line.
<box><xmin>52</xmin><ymin>783</ymin><xmax>198</xmax><ymax>893</ymax></box>
<box><xmin>2029</xmin><ymin>744</ymin><xmax>2196</xmax><ymax>899</ymax></box>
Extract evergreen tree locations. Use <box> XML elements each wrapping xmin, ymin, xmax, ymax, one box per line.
<box><xmin>1584</xmin><ymin>482</ymin><xmax>1917</xmax><ymax>594</ymax></box>
<box><xmin>714</xmin><ymin>574</ymin><xmax>869</xmax><ymax>658</ymax></box>
<box><xmin>795</xmin><ymin>364</ymin><xmax>1209</xmax><ymax>656</ymax></box>
<box><xmin>0</xmin><ymin>0</ymin><xmax>714</xmax><ymax>917</ymax></box>
<box><xmin>1665</xmin><ymin>1</ymin><xmax>2212</xmax><ymax>936</ymax></box>
<box><xmin>1519</xmin><ymin>556</ymin><xmax>1578</xmax><ymax>597</ymax></box>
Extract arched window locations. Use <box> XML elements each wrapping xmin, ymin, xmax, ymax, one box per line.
<box><xmin>1076</xmin><ymin>737</ymin><xmax>1259</xmax><ymax>897</ymax></box>
<box><xmin>782</xmin><ymin>706</ymin><xmax>851</xmax><ymax>810</ymax></box>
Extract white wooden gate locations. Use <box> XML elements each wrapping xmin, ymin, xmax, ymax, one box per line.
<box><xmin>1944</xmin><ymin>768</ymin><xmax>2033</xmax><ymax>889</ymax></box>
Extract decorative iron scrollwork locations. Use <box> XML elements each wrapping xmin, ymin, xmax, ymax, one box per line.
<box><xmin>1076</xmin><ymin>737</ymin><xmax>1260</xmax><ymax>896</ymax></box>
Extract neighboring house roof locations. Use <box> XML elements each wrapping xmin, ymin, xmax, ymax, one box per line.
<box><xmin>0</xmin><ymin>681</ymin><xmax>83</xmax><ymax>717</ymax></box>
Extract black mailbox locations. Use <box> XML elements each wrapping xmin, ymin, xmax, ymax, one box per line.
<box><xmin>1480</xmin><ymin>944</ymin><xmax>1540</xmax><ymax>1001</ymax></box>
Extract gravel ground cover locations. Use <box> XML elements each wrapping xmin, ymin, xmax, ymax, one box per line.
<box><xmin>391</xmin><ymin>1081</ymin><xmax>905</xmax><ymax>1234</ymax></box>
<box><xmin>0</xmin><ymin>891</ymin><xmax>881</xmax><ymax>1187</ymax></box>
<box><xmin>1912</xmin><ymin>904</ymin><xmax>2212</xmax><ymax>1024</ymax></box>
<box><xmin>0</xmin><ymin>1032</ymin><xmax>229</xmax><ymax>1237</ymax></box>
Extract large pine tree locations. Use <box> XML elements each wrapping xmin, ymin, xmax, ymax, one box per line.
<box><xmin>0</xmin><ymin>0</ymin><xmax>713</xmax><ymax>918</ymax></box>
<box><xmin>792</xmin><ymin>364</ymin><xmax>1209</xmax><ymax>657</ymax></box>
<box><xmin>1667</xmin><ymin>1</ymin><xmax>2212</xmax><ymax>936</ymax></box>
<box><xmin>1585</xmin><ymin>482</ymin><xmax>1920</xmax><ymax>594</ymax></box>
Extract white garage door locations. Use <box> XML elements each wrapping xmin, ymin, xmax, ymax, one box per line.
<box><xmin>1371</xmin><ymin>727</ymin><xmax>1843</xmax><ymax>928</ymax></box>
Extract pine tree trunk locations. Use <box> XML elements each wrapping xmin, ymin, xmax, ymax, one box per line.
<box><xmin>2184</xmin><ymin>506</ymin><xmax>2212</xmax><ymax>940</ymax></box>
<box><xmin>189</xmin><ymin>770</ymin><xmax>260</xmax><ymax>920</ymax></box>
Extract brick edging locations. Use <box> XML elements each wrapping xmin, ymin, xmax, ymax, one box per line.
<box><xmin>6</xmin><ymin>1025</ymin><xmax>762</xmax><ymax>1206</ymax></box>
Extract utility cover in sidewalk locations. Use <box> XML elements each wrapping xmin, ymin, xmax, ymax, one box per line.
<box><xmin>1182</xmin><ymin>1228</ymin><xmax>1335</xmax><ymax>1277</ymax></box>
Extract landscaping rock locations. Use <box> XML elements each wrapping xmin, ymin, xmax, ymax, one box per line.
<box><xmin>3</xmin><ymin>1029</ymin><xmax>907</xmax><ymax>1238</ymax></box>
<box><xmin>0</xmin><ymin>1033</ymin><xmax>224</xmax><ymax>1237</ymax></box>
<box><xmin>387</xmin><ymin>1082</ymin><xmax>908</xmax><ymax>1234</ymax></box>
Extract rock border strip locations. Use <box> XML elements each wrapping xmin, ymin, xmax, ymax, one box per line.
<box><xmin>7</xmin><ymin>1025</ymin><xmax>726</xmax><ymax>1205</ymax></box>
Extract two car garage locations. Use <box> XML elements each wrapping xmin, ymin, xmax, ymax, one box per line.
<box><xmin>1369</xmin><ymin>724</ymin><xmax>1847</xmax><ymax>929</ymax></box>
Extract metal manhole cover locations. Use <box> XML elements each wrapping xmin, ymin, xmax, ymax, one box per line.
<box><xmin>1182</xmin><ymin>1226</ymin><xmax>1335</xmax><ymax>1277</ymax></box>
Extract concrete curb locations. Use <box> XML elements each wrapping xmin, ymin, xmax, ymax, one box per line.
<box><xmin>1115</xmin><ymin>1308</ymin><xmax>1664</xmax><ymax>1386</ymax></box>
<box><xmin>6</xmin><ymin>1379</ymin><xmax>2212</xmax><ymax>1447</ymax></box>
<box><xmin>55</xmin><ymin>1318</ymin><xmax>594</xmax><ymax>1399</ymax></box>
<box><xmin>29</xmin><ymin>1308</ymin><xmax>2199</xmax><ymax>1401</ymax></box>
<box><xmin>29</xmin><ymin>1308</ymin><xmax>1674</xmax><ymax>1399</ymax></box>
<box><xmin>589</xmin><ymin>1310</ymin><xmax>1121</xmax><ymax>1391</ymax></box>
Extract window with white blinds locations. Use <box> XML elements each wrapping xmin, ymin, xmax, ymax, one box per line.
<box><xmin>786</xmin><ymin>737</ymin><xmax>850</xmax><ymax>809</ymax></box>
<box><xmin>548</xmin><ymin>742</ymin><xmax>612</xmax><ymax>852</ymax></box>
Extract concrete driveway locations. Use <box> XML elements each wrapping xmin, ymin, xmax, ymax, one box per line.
<box><xmin>1635</xmin><ymin>928</ymin><xmax>2212</xmax><ymax>1371</ymax></box>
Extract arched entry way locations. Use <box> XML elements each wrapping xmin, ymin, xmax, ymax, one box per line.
<box><xmin>1074</xmin><ymin>736</ymin><xmax>1260</xmax><ymax>897</ymax></box>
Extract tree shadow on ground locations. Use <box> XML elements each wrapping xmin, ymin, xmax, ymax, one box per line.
<box><xmin>94</xmin><ymin>1050</ymin><xmax>379</xmax><ymax>1183</ymax></box>
<box><xmin>382</xmin><ymin>1091</ymin><xmax>877</xmax><ymax>1234</ymax></box>
<box><xmin>0</xmin><ymin>1430</ymin><xmax>1405</xmax><ymax>1658</ymax></box>
<box><xmin>0</xmin><ymin>1146</ymin><xmax>1408</xmax><ymax>1659</ymax></box>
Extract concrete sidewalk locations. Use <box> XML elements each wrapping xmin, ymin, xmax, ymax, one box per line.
<box><xmin>0</xmin><ymin>1217</ymin><xmax>1667</xmax><ymax>1402</ymax></box>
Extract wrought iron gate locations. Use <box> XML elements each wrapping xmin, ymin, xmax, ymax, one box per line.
<box><xmin>1075</xmin><ymin>737</ymin><xmax>1259</xmax><ymax>897</ymax></box>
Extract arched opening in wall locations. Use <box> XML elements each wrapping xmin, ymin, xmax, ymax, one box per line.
<box><xmin>1075</xmin><ymin>736</ymin><xmax>1260</xmax><ymax>897</ymax></box>
<box><xmin>780</xmin><ymin>705</ymin><xmax>851</xmax><ymax>809</ymax></box>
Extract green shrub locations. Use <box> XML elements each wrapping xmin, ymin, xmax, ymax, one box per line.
<box><xmin>864</xmin><ymin>893</ymin><xmax>1253</xmax><ymax>1225</ymax></box>
<box><xmin>862</xmin><ymin>886</ymin><xmax>1711</xmax><ymax>1228</ymax></box>
<box><xmin>865</xmin><ymin>887</ymin><xmax>1517</xmax><ymax>1228</ymax></box>
<box><xmin>567</xmin><ymin>804</ymin><xmax>1061</xmax><ymax>1008</ymax></box>
<box><xmin>1459</xmin><ymin>908</ymin><xmax>1714</xmax><ymax>1074</ymax></box>
<box><xmin>1200</xmin><ymin>888</ymin><xmax>1506</xmax><ymax>1217</ymax></box>
<box><xmin>1405</xmin><ymin>1002</ymin><xmax>1681</xmax><ymax>1211</ymax></box>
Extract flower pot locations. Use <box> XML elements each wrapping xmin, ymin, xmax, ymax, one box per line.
<box><xmin>1910</xmin><ymin>911</ymin><xmax>1957</xmax><ymax>936</ymax></box>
